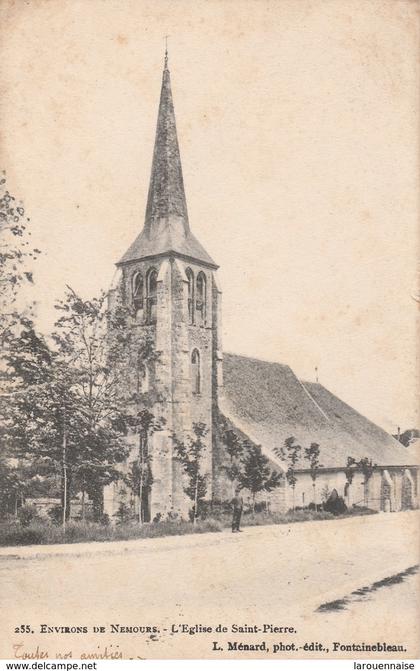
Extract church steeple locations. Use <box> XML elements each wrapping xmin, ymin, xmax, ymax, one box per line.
<box><xmin>109</xmin><ymin>47</ymin><xmax>222</xmax><ymax>523</ymax></box>
<box><xmin>144</xmin><ymin>49</ymin><xmax>189</xmax><ymax>232</ymax></box>
<box><xmin>118</xmin><ymin>51</ymin><xmax>217</xmax><ymax>268</ymax></box>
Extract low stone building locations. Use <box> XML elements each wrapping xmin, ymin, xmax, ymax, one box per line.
<box><xmin>103</xmin><ymin>53</ymin><xmax>418</xmax><ymax>521</ymax></box>
<box><xmin>217</xmin><ymin>353</ymin><xmax>419</xmax><ymax>512</ymax></box>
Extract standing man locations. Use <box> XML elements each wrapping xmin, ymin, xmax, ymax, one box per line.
<box><xmin>231</xmin><ymin>487</ymin><xmax>244</xmax><ymax>533</ymax></box>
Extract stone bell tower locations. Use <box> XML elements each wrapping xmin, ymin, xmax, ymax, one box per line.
<box><xmin>109</xmin><ymin>50</ymin><xmax>222</xmax><ymax>520</ymax></box>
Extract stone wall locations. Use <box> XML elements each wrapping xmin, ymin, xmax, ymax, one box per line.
<box><xmin>283</xmin><ymin>466</ymin><xmax>419</xmax><ymax>514</ymax></box>
<box><xmin>105</xmin><ymin>254</ymin><xmax>221</xmax><ymax>521</ymax></box>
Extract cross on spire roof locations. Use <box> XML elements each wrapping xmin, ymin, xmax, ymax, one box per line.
<box><xmin>164</xmin><ymin>35</ymin><xmax>170</xmax><ymax>69</ymax></box>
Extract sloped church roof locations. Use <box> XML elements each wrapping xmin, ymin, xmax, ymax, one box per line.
<box><xmin>221</xmin><ymin>353</ymin><xmax>414</xmax><ymax>469</ymax></box>
<box><xmin>118</xmin><ymin>52</ymin><xmax>217</xmax><ymax>268</ymax></box>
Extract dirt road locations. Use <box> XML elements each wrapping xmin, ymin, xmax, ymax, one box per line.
<box><xmin>0</xmin><ymin>511</ymin><xmax>418</xmax><ymax>659</ymax></box>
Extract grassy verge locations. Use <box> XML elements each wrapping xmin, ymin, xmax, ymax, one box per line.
<box><xmin>220</xmin><ymin>505</ymin><xmax>377</xmax><ymax>529</ymax></box>
<box><xmin>0</xmin><ymin>506</ymin><xmax>378</xmax><ymax>547</ymax></box>
<box><xmin>0</xmin><ymin>518</ymin><xmax>223</xmax><ymax>547</ymax></box>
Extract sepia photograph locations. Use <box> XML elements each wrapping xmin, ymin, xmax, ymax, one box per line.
<box><xmin>0</xmin><ymin>0</ymin><xmax>418</xmax><ymax>663</ymax></box>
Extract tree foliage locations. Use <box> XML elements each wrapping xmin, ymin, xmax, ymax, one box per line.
<box><xmin>345</xmin><ymin>456</ymin><xmax>376</xmax><ymax>507</ymax></box>
<box><xmin>173</xmin><ymin>422</ymin><xmax>209</xmax><ymax>524</ymax></box>
<box><xmin>274</xmin><ymin>436</ymin><xmax>301</xmax><ymax>511</ymax></box>
<box><xmin>221</xmin><ymin>424</ymin><xmax>243</xmax><ymax>492</ymax></box>
<box><xmin>123</xmin><ymin>409</ymin><xmax>162</xmax><ymax>523</ymax></box>
<box><xmin>237</xmin><ymin>442</ymin><xmax>282</xmax><ymax>511</ymax></box>
<box><xmin>0</xmin><ymin>174</ymin><xmax>40</xmax><ymax>344</ymax></box>
<box><xmin>304</xmin><ymin>442</ymin><xmax>323</xmax><ymax>503</ymax></box>
<box><xmin>1</xmin><ymin>286</ymin><xmax>160</xmax><ymax>523</ymax></box>
<box><xmin>344</xmin><ymin>456</ymin><xmax>357</xmax><ymax>485</ymax></box>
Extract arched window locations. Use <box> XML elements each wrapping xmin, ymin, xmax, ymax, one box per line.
<box><xmin>191</xmin><ymin>349</ymin><xmax>201</xmax><ymax>395</ymax></box>
<box><xmin>132</xmin><ymin>272</ymin><xmax>144</xmax><ymax>311</ymax></box>
<box><xmin>146</xmin><ymin>268</ymin><xmax>158</xmax><ymax>324</ymax></box>
<box><xmin>196</xmin><ymin>272</ymin><xmax>207</xmax><ymax>325</ymax></box>
<box><xmin>185</xmin><ymin>267</ymin><xmax>194</xmax><ymax>324</ymax></box>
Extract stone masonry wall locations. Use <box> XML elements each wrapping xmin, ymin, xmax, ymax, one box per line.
<box><xmin>106</xmin><ymin>255</ymin><xmax>220</xmax><ymax>521</ymax></box>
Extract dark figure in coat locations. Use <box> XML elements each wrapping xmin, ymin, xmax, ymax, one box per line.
<box><xmin>231</xmin><ymin>490</ymin><xmax>244</xmax><ymax>532</ymax></box>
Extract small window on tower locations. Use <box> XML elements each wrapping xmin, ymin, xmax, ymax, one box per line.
<box><xmin>191</xmin><ymin>349</ymin><xmax>201</xmax><ymax>395</ymax></box>
<box><xmin>196</xmin><ymin>272</ymin><xmax>207</xmax><ymax>325</ymax></box>
<box><xmin>185</xmin><ymin>267</ymin><xmax>194</xmax><ymax>324</ymax></box>
<box><xmin>146</xmin><ymin>268</ymin><xmax>158</xmax><ymax>324</ymax></box>
<box><xmin>132</xmin><ymin>272</ymin><xmax>144</xmax><ymax>311</ymax></box>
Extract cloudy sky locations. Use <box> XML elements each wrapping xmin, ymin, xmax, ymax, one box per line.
<box><xmin>0</xmin><ymin>0</ymin><xmax>418</xmax><ymax>433</ymax></box>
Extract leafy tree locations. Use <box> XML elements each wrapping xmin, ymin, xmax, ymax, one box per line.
<box><xmin>304</xmin><ymin>442</ymin><xmax>323</xmax><ymax>505</ymax></box>
<box><xmin>357</xmin><ymin>457</ymin><xmax>375</xmax><ymax>507</ymax></box>
<box><xmin>56</xmin><ymin>289</ymin><xmax>157</xmax><ymax>519</ymax></box>
<box><xmin>123</xmin><ymin>409</ymin><xmax>162</xmax><ymax>523</ymax></box>
<box><xmin>0</xmin><ymin>452</ymin><xmax>22</xmax><ymax>518</ymax></box>
<box><xmin>221</xmin><ymin>424</ymin><xmax>243</xmax><ymax>495</ymax></box>
<box><xmin>0</xmin><ymin>174</ymin><xmax>40</xmax><ymax>345</ymax></box>
<box><xmin>18</xmin><ymin>504</ymin><xmax>41</xmax><ymax>527</ymax></box>
<box><xmin>344</xmin><ymin>456</ymin><xmax>357</xmax><ymax>503</ymax></box>
<box><xmin>1</xmin><ymin>323</ymin><xmax>81</xmax><ymax>525</ymax></box>
<box><xmin>51</xmin><ymin>287</ymin><xmax>156</xmax><ymax>521</ymax></box>
<box><xmin>173</xmin><ymin>422</ymin><xmax>209</xmax><ymax>524</ymax></box>
<box><xmin>237</xmin><ymin>442</ymin><xmax>282</xmax><ymax>512</ymax></box>
<box><xmin>1</xmin><ymin>283</ymin><xmax>161</xmax><ymax>526</ymax></box>
<box><xmin>321</xmin><ymin>483</ymin><xmax>331</xmax><ymax>503</ymax></box>
<box><xmin>0</xmin><ymin>177</ymin><xmax>43</xmax><ymax>520</ymax></box>
<box><xmin>114</xmin><ymin>500</ymin><xmax>132</xmax><ymax>525</ymax></box>
<box><xmin>276</xmin><ymin>436</ymin><xmax>301</xmax><ymax>511</ymax></box>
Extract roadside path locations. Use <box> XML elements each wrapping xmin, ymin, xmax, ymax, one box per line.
<box><xmin>0</xmin><ymin>511</ymin><xmax>418</xmax><ymax>659</ymax></box>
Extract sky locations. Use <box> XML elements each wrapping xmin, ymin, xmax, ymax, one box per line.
<box><xmin>0</xmin><ymin>0</ymin><xmax>418</xmax><ymax>433</ymax></box>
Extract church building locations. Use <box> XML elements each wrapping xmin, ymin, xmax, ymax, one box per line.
<box><xmin>104</xmin><ymin>53</ymin><xmax>419</xmax><ymax>521</ymax></box>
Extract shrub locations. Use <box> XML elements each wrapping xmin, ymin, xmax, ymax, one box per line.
<box><xmin>200</xmin><ymin>499</ymin><xmax>232</xmax><ymax>519</ymax></box>
<box><xmin>0</xmin><ymin>521</ymin><xmax>55</xmax><ymax>546</ymax></box>
<box><xmin>253</xmin><ymin>501</ymin><xmax>268</xmax><ymax>514</ymax></box>
<box><xmin>18</xmin><ymin>504</ymin><xmax>41</xmax><ymax>527</ymax></box>
<box><xmin>114</xmin><ymin>502</ymin><xmax>133</xmax><ymax>525</ymax></box>
<box><xmin>48</xmin><ymin>505</ymin><xmax>63</xmax><ymax>525</ymax></box>
<box><xmin>323</xmin><ymin>489</ymin><xmax>347</xmax><ymax>515</ymax></box>
<box><xmin>97</xmin><ymin>513</ymin><xmax>110</xmax><ymax>527</ymax></box>
<box><xmin>348</xmin><ymin>505</ymin><xmax>377</xmax><ymax>516</ymax></box>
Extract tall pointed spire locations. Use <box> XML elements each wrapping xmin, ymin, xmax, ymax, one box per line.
<box><xmin>118</xmin><ymin>50</ymin><xmax>217</xmax><ymax>268</ymax></box>
<box><xmin>144</xmin><ymin>48</ymin><xmax>189</xmax><ymax>231</ymax></box>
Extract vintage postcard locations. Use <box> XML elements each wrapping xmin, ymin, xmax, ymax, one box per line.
<box><xmin>0</xmin><ymin>0</ymin><xmax>418</xmax><ymax>663</ymax></box>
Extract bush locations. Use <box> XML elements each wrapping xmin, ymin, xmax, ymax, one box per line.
<box><xmin>114</xmin><ymin>502</ymin><xmax>133</xmax><ymax>525</ymax></box>
<box><xmin>322</xmin><ymin>489</ymin><xmax>347</xmax><ymax>515</ymax></box>
<box><xmin>96</xmin><ymin>513</ymin><xmax>110</xmax><ymax>527</ymax></box>
<box><xmin>18</xmin><ymin>504</ymin><xmax>41</xmax><ymax>527</ymax></box>
<box><xmin>253</xmin><ymin>501</ymin><xmax>268</xmax><ymax>513</ymax></box>
<box><xmin>0</xmin><ymin>521</ymin><xmax>58</xmax><ymax>546</ymax></box>
<box><xmin>348</xmin><ymin>505</ymin><xmax>377</xmax><ymax>516</ymax></box>
<box><xmin>200</xmin><ymin>499</ymin><xmax>232</xmax><ymax>519</ymax></box>
<box><xmin>48</xmin><ymin>505</ymin><xmax>63</xmax><ymax>525</ymax></box>
<box><xmin>308</xmin><ymin>502</ymin><xmax>324</xmax><ymax>512</ymax></box>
